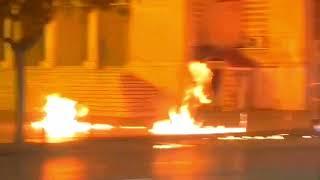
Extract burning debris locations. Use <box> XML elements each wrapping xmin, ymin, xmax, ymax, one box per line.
<box><xmin>31</xmin><ymin>94</ymin><xmax>113</xmax><ymax>141</ymax></box>
<box><xmin>149</xmin><ymin>62</ymin><xmax>246</xmax><ymax>135</ymax></box>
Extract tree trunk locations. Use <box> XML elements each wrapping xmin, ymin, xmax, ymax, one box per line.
<box><xmin>14</xmin><ymin>49</ymin><xmax>25</xmax><ymax>144</ymax></box>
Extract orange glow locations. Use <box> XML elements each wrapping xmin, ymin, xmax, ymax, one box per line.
<box><xmin>31</xmin><ymin>94</ymin><xmax>113</xmax><ymax>142</ymax></box>
<box><xmin>217</xmin><ymin>136</ymin><xmax>243</xmax><ymax>140</ymax></box>
<box><xmin>77</xmin><ymin>105</ymin><xmax>89</xmax><ymax>117</ymax></box>
<box><xmin>152</xmin><ymin>143</ymin><xmax>211</xmax><ymax>179</ymax></box>
<box><xmin>42</xmin><ymin>157</ymin><xmax>86</xmax><ymax>180</ymax></box>
<box><xmin>150</xmin><ymin>62</ymin><xmax>246</xmax><ymax>135</ymax></box>
<box><xmin>153</xmin><ymin>143</ymin><xmax>194</xmax><ymax>150</ymax></box>
<box><xmin>91</xmin><ymin>124</ymin><xmax>114</xmax><ymax>130</ymax></box>
<box><xmin>302</xmin><ymin>135</ymin><xmax>312</xmax><ymax>139</ymax></box>
<box><xmin>218</xmin><ymin>135</ymin><xmax>285</xmax><ymax>141</ymax></box>
<box><xmin>266</xmin><ymin>135</ymin><xmax>285</xmax><ymax>140</ymax></box>
<box><xmin>119</xmin><ymin>126</ymin><xmax>147</xmax><ymax>129</ymax></box>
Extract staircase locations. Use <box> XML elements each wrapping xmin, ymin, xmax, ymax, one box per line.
<box><xmin>0</xmin><ymin>67</ymin><xmax>159</xmax><ymax>119</ymax></box>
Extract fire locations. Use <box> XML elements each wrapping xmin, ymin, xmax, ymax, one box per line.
<box><xmin>150</xmin><ymin>62</ymin><xmax>246</xmax><ymax>135</ymax></box>
<box><xmin>31</xmin><ymin>94</ymin><xmax>113</xmax><ymax>141</ymax></box>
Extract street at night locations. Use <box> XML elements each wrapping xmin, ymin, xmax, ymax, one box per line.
<box><xmin>1</xmin><ymin>109</ymin><xmax>320</xmax><ymax>179</ymax></box>
<box><xmin>2</xmin><ymin>0</ymin><xmax>320</xmax><ymax>179</ymax></box>
<box><xmin>1</xmin><ymin>134</ymin><xmax>320</xmax><ymax>180</ymax></box>
<box><xmin>0</xmin><ymin>109</ymin><xmax>320</xmax><ymax>179</ymax></box>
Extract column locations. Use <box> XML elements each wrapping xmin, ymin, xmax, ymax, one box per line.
<box><xmin>40</xmin><ymin>19</ymin><xmax>57</xmax><ymax>68</ymax></box>
<box><xmin>83</xmin><ymin>9</ymin><xmax>99</xmax><ymax>69</ymax></box>
<box><xmin>0</xmin><ymin>18</ymin><xmax>14</xmax><ymax>69</ymax></box>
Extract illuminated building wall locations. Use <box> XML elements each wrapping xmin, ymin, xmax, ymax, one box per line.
<box><xmin>247</xmin><ymin>0</ymin><xmax>307</xmax><ymax>110</ymax></box>
<box><xmin>188</xmin><ymin>0</ymin><xmax>309</xmax><ymax>110</ymax></box>
<box><xmin>0</xmin><ymin>0</ymin><xmax>314</xmax><ymax>120</ymax></box>
<box><xmin>128</xmin><ymin>0</ymin><xmax>186</xmax><ymax>94</ymax></box>
<box><xmin>0</xmin><ymin>2</ymin><xmax>161</xmax><ymax>119</ymax></box>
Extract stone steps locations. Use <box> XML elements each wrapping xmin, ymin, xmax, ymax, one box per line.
<box><xmin>0</xmin><ymin>67</ymin><xmax>159</xmax><ymax>118</ymax></box>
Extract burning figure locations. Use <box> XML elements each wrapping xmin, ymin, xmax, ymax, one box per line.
<box><xmin>31</xmin><ymin>94</ymin><xmax>113</xmax><ymax>141</ymax></box>
<box><xmin>150</xmin><ymin>62</ymin><xmax>246</xmax><ymax>135</ymax></box>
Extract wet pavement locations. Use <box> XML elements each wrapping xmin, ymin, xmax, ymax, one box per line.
<box><xmin>1</xmin><ymin>135</ymin><xmax>320</xmax><ymax>180</ymax></box>
<box><xmin>1</xmin><ymin>110</ymin><xmax>320</xmax><ymax>179</ymax></box>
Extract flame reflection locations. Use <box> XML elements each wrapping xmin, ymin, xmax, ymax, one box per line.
<box><xmin>218</xmin><ymin>135</ymin><xmax>285</xmax><ymax>141</ymax></box>
<box><xmin>153</xmin><ymin>143</ymin><xmax>195</xmax><ymax>149</ymax></box>
<box><xmin>41</xmin><ymin>157</ymin><xmax>87</xmax><ymax>180</ymax></box>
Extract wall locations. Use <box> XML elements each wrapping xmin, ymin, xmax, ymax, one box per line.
<box><xmin>128</xmin><ymin>0</ymin><xmax>186</xmax><ymax>98</ymax></box>
<box><xmin>253</xmin><ymin>67</ymin><xmax>306</xmax><ymax>110</ymax></box>
<box><xmin>187</xmin><ymin>0</ymin><xmax>242</xmax><ymax>47</ymax></box>
<box><xmin>188</xmin><ymin>0</ymin><xmax>308</xmax><ymax>110</ymax></box>
<box><xmin>252</xmin><ymin>0</ymin><xmax>307</xmax><ymax>110</ymax></box>
<box><xmin>268</xmin><ymin>0</ymin><xmax>306</xmax><ymax>64</ymax></box>
<box><xmin>204</xmin><ymin>0</ymin><xmax>242</xmax><ymax>47</ymax></box>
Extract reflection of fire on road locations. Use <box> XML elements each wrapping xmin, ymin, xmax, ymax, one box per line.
<box><xmin>217</xmin><ymin>135</ymin><xmax>285</xmax><ymax>141</ymax></box>
<box><xmin>314</xmin><ymin>124</ymin><xmax>320</xmax><ymax>132</ymax></box>
<box><xmin>150</xmin><ymin>62</ymin><xmax>246</xmax><ymax>135</ymax></box>
<box><xmin>31</xmin><ymin>94</ymin><xmax>113</xmax><ymax>142</ymax></box>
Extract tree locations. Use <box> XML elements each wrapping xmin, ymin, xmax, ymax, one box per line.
<box><xmin>0</xmin><ymin>0</ymin><xmax>54</xmax><ymax>144</ymax></box>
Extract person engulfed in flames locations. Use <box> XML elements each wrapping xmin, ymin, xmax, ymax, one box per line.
<box><xmin>31</xmin><ymin>94</ymin><xmax>113</xmax><ymax>142</ymax></box>
<box><xmin>150</xmin><ymin>61</ymin><xmax>246</xmax><ymax>135</ymax></box>
<box><xmin>182</xmin><ymin>62</ymin><xmax>213</xmax><ymax>119</ymax></box>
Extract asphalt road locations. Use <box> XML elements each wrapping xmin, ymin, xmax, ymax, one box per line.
<box><xmin>0</xmin><ymin>110</ymin><xmax>319</xmax><ymax>179</ymax></box>
<box><xmin>1</xmin><ymin>135</ymin><xmax>320</xmax><ymax>180</ymax></box>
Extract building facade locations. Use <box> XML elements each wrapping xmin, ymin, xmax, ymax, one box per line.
<box><xmin>0</xmin><ymin>0</ymin><xmax>186</xmax><ymax>120</ymax></box>
<box><xmin>0</xmin><ymin>0</ymin><xmax>315</xmax><ymax>120</ymax></box>
<box><xmin>188</xmin><ymin>0</ymin><xmax>312</xmax><ymax>110</ymax></box>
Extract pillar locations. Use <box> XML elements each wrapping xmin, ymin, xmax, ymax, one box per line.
<box><xmin>83</xmin><ymin>9</ymin><xmax>99</xmax><ymax>69</ymax></box>
<box><xmin>40</xmin><ymin>19</ymin><xmax>57</xmax><ymax>68</ymax></box>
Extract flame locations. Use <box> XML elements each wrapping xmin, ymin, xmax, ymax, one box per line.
<box><xmin>150</xmin><ymin>62</ymin><xmax>246</xmax><ymax>135</ymax></box>
<box><xmin>31</xmin><ymin>94</ymin><xmax>113</xmax><ymax>142</ymax></box>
